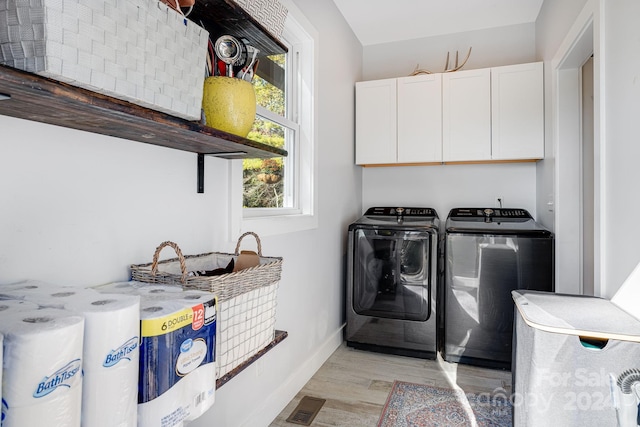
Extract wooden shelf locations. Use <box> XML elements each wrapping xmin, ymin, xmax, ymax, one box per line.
<box><xmin>216</xmin><ymin>330</ymin><xmax>288</xmax><ymax>389</ymax></box>
<box><xmin>0</xmin><ymin>65</ymin><xmax>287</xmax><ymax>160</ymax></box>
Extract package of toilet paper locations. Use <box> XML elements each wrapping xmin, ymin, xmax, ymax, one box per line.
<box><xmin>138</xmin><ymin>294</ymin><xmax>217</xmax><ymax>426</ymax></box>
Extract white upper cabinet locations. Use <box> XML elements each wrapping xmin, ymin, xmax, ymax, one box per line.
<box><xmin>355</xmin><ymin>78</ymin><xmax>397</xmax><ymax>165</ymax></box>
<box><xmin>397</xmin><ymin>74</ymin><xmax>442</xmax><ymax>163</ymax></box>
<box><xmin>442</xmin><ymin>68</ymin><xmax>492</xmax><ymax>162</ymax></box>
<box><xmin>491</xmin><ymin>62</ymin><xmax>544</xmax><ymax>160</ymax></box>
<box><xmin>355</xmin><ymin>61</ymin><xmax>544</xmax><ymax>166</ymax></box>
<box><xmin>356</xmin><ymin>74</ymin><xmax>442</xmax><ymax>165</ymax></box>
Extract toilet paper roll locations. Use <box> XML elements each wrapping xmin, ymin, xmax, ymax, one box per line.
<box><xmin>0</xmin><ymin>308</ymin><xmax>84</xmax><ymax>427</ymax></box>
<box><xmin>0</xmin><ymin>279</ymin><xmax>58</xmax><ymax>292</ymax></box>
<box><xmin>96</xmin><ymin>281</ymin><xmax>183</xmax><ymax>296</ymax></box>
<box><xmin>0</xmin><ymin>299</ymin><xmax>40</xmax><ymax>313</ymax></box>
<box><xmin>0</xmin><ymin>280</ymin><xmax>66</xmax><ymax>302</ymax></box>
<box><xmin>63</xmin><ymin>293</ymin><xmax>141</xmax><ymax>427</ymax></box>
<box><xmin>138</xmin><ymin>296</ymin><xmax>216</xmax><ymax>427</ymax></box>
<box><xmin>0</xmin><ymin>285</ymin><xmax>99</xmax><ymax>309</ymax></box>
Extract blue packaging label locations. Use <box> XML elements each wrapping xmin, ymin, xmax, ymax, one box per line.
<box><xmin>138</xmin><ymin>297</ymin><xmax>216</xmax><ymax>403</ymax></box>
<box><xmin>33</xmin><ymin>358</ymin><xmax>82</xmax><ymax>398</ymax></box>
<box><xmin>103</xmin><ymin>336</ymin><xmax>139</xmax><ymax>368</ymax></box>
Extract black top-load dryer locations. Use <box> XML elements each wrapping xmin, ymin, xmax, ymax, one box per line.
<box><xmin>443</xmin><ymin>207</ymin><xmax>554</xmax><ymax>369</ymax></box>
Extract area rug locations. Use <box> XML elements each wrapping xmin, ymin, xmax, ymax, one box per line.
<box><xmin>378</xmin><ymin>381</ymin><xmax>512</xmax><ymax>427</ymax></box>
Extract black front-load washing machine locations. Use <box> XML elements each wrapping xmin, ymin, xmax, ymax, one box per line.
<box><xmin>443</xmin><ymin>207</ymin><xmax>554</xmax><ymax>369</ymax></box>
<box><xmin>345</xmin><ymin>207</ymin><xmax>440</xmax><ymax>359</ymax></box>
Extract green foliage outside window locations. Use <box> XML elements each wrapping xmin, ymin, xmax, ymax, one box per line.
<box><xmin>243</xmin><ymin>54</ymin><xmax>286</xmax><ymax>208</ymax></box>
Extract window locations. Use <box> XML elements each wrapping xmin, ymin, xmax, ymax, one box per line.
<box><xmin>230</xmin><ymin>5</ymin><xmax>317</xmax><ymax>237</ymax></box>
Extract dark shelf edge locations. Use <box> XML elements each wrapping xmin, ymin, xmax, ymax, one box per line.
<box><xmin>0</xmin><ymin>64</ymin><xmax>287</xmax><ymax>159</ymax></box>
<box><xmin>216</xmin><ymin>330</ymin><xmax>288</xmax><ymax>389</ymax></box>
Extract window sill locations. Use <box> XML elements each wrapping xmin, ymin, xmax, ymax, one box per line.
<box><xmin>240</xmin><ymin>212</ymin><xmax>318</xmax><ymax>237</ymax></box>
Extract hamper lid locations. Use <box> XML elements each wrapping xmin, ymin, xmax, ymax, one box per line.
<box><xmin>512</xmin><ymin>290</ymin><xmax>640</xmax><ymax>343</ymax></box>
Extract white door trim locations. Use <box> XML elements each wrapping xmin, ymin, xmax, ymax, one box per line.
<box><xmin>551</xmin><ymin>0</ymin><xmax>605</xmax><ymax>296</ymax></box>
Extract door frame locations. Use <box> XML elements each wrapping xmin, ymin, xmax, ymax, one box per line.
<box><xmin>552</xmin><ymin>0</ymin><xmax>605</xmax><ymax>296</ymax></box>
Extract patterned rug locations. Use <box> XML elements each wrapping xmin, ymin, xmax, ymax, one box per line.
<box><xmin>378</xmin><ymin>381</ymin><xmax>512</xmax><ymax>427</ymax></box>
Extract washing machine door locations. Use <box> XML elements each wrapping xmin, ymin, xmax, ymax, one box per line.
<box><xmin>352</xmin><ymin>227</ymin><xmax>433</xmax><ymax>321</ymax></box>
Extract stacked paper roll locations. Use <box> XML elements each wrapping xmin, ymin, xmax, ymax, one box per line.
<box><xmin>0</xmin><ymin>299</ymin><xmax>40</xmax><ymax>312</ymax></box>
<box><xmin>64</xmin><ymin>293</ymin><xmax>141</xmax><ymax>427</ymax></box>
<box><xmin>138</xmin><ymin>296</ymin><xmax>216</xmax><ymax>426</ymax></box>
<box><xmin>0</xmin><ymin>280</ymin><xmax>66</xmax><ymax>301</ymax></box>
<box><xmin>96</xmin><ymin>281</ymin><xmax>183</xmax><ymax>296</ymax></box>
<box><xmin>0</xmin><ymin>308</ymin><xmax>84</xmax><ymax>427</ymax></box>
<box><xmin>2</xmin><ymin>286</ymin><xmax>101</xmax><ymax>309</ymax></box>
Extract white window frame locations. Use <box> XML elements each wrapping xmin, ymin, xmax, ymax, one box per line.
<box><xmin>229</xmin><ymin>3</ymin><xmax>318</xmax><ymax>238</ymax></box>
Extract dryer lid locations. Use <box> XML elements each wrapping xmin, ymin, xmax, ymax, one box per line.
<box><xmin>446</xmin><ymin>207</ymin><xmax>552</xmax><ymax>236</ymax></box>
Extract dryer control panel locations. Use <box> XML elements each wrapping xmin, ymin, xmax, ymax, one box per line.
<box><xmin>449</xmin><ymin>208</ymin><xmax>532</xmax><ymax>219</ymax></box>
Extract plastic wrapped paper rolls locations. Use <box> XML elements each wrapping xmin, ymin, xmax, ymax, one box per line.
<box><xmin>138</xmin><ymin>296</ymin><xmax>217</xmax><ymax>427</ymax></box>
<box><xmin>64</xmin><ymin>293</ymin><xmax>141</xmax><ymax>427</ymax></box>
<box><xmin>0</xmin><ymin>308</ymin><xmax>84</xmax><ymax>427</ymax></box>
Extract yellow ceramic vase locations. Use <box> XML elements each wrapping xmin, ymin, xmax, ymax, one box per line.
<box><xmin>202</xmin><ymin>76</ymin><xmax>256</xmax><ymax>137</ymax></box>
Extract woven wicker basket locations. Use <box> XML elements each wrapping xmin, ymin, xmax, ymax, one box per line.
<box><xmin>131</xmin><ymin>232</ymin><xmax>282</xmax><ymax>377</ymax></box>
<box><xmin>130</xmin><ymin>232</ymin><xmax>282</xmax><ymax>300</ymax></box>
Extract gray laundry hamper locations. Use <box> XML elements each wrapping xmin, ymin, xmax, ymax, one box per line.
<box><xmin>512</xmin><ymin>290</ymin><xmax>640</xmax><ymax>427</ymax></box>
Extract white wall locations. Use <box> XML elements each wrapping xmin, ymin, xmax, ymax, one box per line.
<box><xmin>0</xmin><ymin>118</ymin><xmax>229</xmax><ymax>285</ymax></box>
<box><xmin>362</xmin><ymin>163</ymin><xmax>537</xmax><ymax>219</ymax></box>
<box><xmin>360</xmin><ymin>24</ymin><xmax>540</xmax><ymax>219</ymax></box>
<box><xmin>600</xmin><ymin>0</ymin><xmax>640</xmax><ymax>296</ymax></box>
<box><xmin>363</xmin><ymin>22</ymin><xmax>536</xmax><ymax>81</ymax></box>
<box><xmin>0</xmin><ymin>0</ymin><xmax>363</xmax><ymax>425</ymax></box>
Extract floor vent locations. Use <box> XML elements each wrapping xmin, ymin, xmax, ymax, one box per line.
<box><xmin>285</xmin><ymin>396</ymin><xmax>326</xmax><ymax>426</ymax></box>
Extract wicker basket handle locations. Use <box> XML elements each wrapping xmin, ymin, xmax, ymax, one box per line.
<box><xmin>151</xmin><ymin>241</ymin><xmax>188</xmax><ymax>284</ymax></box>
<box><xmin>234</xmin><ymin>231</ymin><xmax>263</xmax><ymax>256</ymax></box>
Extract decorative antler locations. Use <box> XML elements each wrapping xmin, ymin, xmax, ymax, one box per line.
<box><xmin>410</xmin><ymin>65</ymin><xmax>434</xmax><ymax>76</ymax></box>
<box><xmin>444</xmin><ymin>47</ymin><xmax>472</xmax><ymax>73</ymax></box>
<box><xmin>409</xmin><ymin>47</ymin><xmax>472</xmax><ymax>76</ymax></box>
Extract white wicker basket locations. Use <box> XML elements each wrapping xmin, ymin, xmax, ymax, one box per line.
<box><xmin>0</xmin><ymin>0</ymin><xmax>208</xmax><ymax>120</ymax></box>
<box><xmin>130</xmin><ymin>234</ymin><xmax>282</xmax><ymax>378</ymax></box>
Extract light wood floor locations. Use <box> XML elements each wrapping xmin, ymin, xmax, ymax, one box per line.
<box><xmin>270</xmin><ymin>343</ymin><xmax>512</xmax><ymax>426</ymax></box>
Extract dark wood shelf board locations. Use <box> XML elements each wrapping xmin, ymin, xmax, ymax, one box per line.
<box><xmin>216</xmin><ymin>329</ymin><xmax>288</xmax><ymax>389</ymax></box>
<box><xmin>0</xmin><ymin>64</ymin><xmax>287</xmax><ymax>159</ymax></box>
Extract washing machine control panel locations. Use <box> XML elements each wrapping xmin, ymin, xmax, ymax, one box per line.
<box><xmin>449</xmin><ymin>208</ymin><xmax>532</xmax><ymax>219</ymax></box>
<box><xmin>364</xmin><ymin>207</ymin><xmax>437</xmax><ymax>217</ymax></box>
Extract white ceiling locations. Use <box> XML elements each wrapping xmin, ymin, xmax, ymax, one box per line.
<box><xmin>332</xmin><ymin>0</ymin><xmax>545</xmax><ymax>46</ymax></box>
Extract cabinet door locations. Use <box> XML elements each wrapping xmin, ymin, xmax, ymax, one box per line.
<box><xmin>397</xmin><ymin>74</ymin><xmax>442</xmax><ymax>163</ymax></box>
<box><xmin>492</xmin><ymin>62</ymin><xmax>544</xmax><ymax>160</ymax></box>
<box><xmin>355</xmin><ymin>79</ymin><xmax>397</xmax><ymax>165</ymax></box>
<box><xmin>442</xmin><ymin>68</ymin><xmax>491</xmax><ymax>162</ymax></box>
